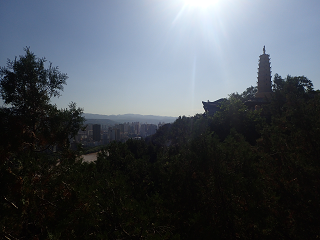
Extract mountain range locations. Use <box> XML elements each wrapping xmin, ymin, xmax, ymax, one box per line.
<box><xmin>83</xmin><ymin>113</ymin><xmax>177</xmax><ymax>125</ymax></box>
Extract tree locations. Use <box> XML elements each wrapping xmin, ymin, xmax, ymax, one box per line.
<box><xmin>0</xmin><ymin>48</ymin><xmax>84</xmax><ymax>239</ymax></box>
<box><xmin>0</xmin><ymin>47</ymin><xmax>84</xmax><ymax>157</ymax></box>
<box><xmin>273</xmin><ymin>74</ymin><xmax>313</xmax><ymax>94</ymax></box>
<box><xmin>228</xmin><ymin>85</ymin><xmax>258</xmax><ymax>101</ymax></box>
<box><xmin>0</xmin><ymin>47</ymin><xmax>66</xmax><ymax>109</ymax></box>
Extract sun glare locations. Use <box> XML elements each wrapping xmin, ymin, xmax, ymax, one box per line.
<box><xmin>184</xmin><ymin>0</ymin><xmax>217</xmax><ymax>8</ymax></box>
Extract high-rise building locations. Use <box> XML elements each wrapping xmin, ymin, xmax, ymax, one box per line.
<box><xmin>147</xmin><ymin>124</ymin><xmax>157</xmax><ymax>136</ymax></box>
<box><xmin>119</xmin><ymin>124</ymin><xmax>124</xmax><ymax>134</ymax></box>
<box><xmin>255</xmin><ymin>46</ymin><xmax>272</xmax><ymax>99</ymax></box>
<box><xmin>133</xmin><ymin>122</ymin><xmax>140</xmax><ymax>135</ymax></box>
<box><xmin>140</xmin><ymin>124</ymin><xmax>147</xmax><ymax>137</ymax></box>
<box><xmin>115</xmin><ymin>129</ymin><xmax>120</xmax><ymax>141</ymax></box>
<box><xmin>92</xmin><ymin>124</ymin><xmax>101</xmax><ymax>141</ymax></box>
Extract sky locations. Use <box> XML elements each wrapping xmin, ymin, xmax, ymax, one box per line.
<box><xmin>1</xmin><ymin>0</ymin><xmax>320</xmax><ymax>117</ymax></box>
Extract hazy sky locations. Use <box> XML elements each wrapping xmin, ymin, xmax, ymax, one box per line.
<box><xmin>1</xmin><ymin>0</ymin><xmax>320</xmax><ymax>117</ymax></box>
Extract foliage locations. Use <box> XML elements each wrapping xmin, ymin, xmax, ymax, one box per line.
<box><xmin>0</xmin><ymin>47</ymin><xmax>66</xmax><ymax>111</ymax></box>
<box><xmin>2</xmin><ymin>49</ymin><xmax>320</xmax><ymax>239</ymax></box>
<box><xmin>228</xmin><ymin>85</ymin><xmax>258</xmax><ymax>101</ymax></box>
<box><xmin>0</xmin><ymin>49</ymin><xmax>84</xmax><ymax>239</ymax></box>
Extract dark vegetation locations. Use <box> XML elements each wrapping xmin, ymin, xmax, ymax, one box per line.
<box><xmin>1</xmin><ymin>49</ymin><xmax>320</xmax><ymax>239</ymax></box>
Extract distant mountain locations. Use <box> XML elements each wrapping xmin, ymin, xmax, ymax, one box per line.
<box><xmin>84</xmin><ymin>118</ymin><xmax>117</xmax><ymax>126</ymax></box>
<box><xmin>83</xmin><ymin>113</ymin><xmax>177</xmax><ymax>125</ymax></box>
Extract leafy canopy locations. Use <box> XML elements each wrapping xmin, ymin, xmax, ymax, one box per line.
<box><xmin>0</xmin><ymin>48</ymin><xmax>84</xmax><ymax>156</ymax></box>
<box><xmin>1</xmin><ymin>49</ymin><xmax>85</xmax><ymax>239</ymax></box>
<box><xmin>0</xmin><ymin>47</ymin><xmax>67</xmax><ymax>111</ymax></box>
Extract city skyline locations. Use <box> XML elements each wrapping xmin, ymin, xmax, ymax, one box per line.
<box><xmin>1</xmin><ymin>0</ymin><xmax>320</xmax><ymax>117</ymax></box>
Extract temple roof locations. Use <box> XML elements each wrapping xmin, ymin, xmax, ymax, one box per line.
<box><xmin>202</xmin><ymin>98</ymin><xmax>227</xmax><ymax>115</ymax></box>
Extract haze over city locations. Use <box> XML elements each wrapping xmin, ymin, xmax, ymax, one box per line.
<box><xmin>1</xmin><ymin>0</ymin><xmax>320</xmax><ymax>117</ymax></box>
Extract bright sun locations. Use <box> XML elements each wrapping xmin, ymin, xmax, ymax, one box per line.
<box><xmin>183</xmin><ymin>0</ymin><xmax>217</xmax><ymax>8</ymax></box>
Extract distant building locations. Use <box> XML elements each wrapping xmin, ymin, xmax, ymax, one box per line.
<box><xmin>108</xmin><ymin>127</ymin><xmax>115</xmax><ymax>141</ymax></box>
<box><xmin>92</xmin><ymin>124</ymin><xmax>101</xmax><ymax>141</ymax></box>
<box><xmin>119</xmin><ymin>124</ymin><xmax>124</xmax><ymax>133</ymax></box>
<box><xmin>102</xmin><ymin>133</ymin><xmax>109</xmax><ymax>144</ymax></box>
<box><xmin>115</xmin><ymin>129</ymin><xmax>120</xmax><ymax>141</ymax></box>
<box><xmin>158</xmin><ymin>122</ymin><xmax>165</xmax><ymax>129</ymax></box>
<box><xmin>255</xmin><ymin>45</ymin><xmax>272</xmax><ymax>99</ymax></box>
<box><xmin>245</xmin><ymin>46</ymin><xmax>273</xmax><ymax>109</ymax></box>
<box><xmin>133</xmin><ymin>122</ymin><xmax>140</xmax><ymax>135</ymax></box>
<box><xmin>147</xmin><ymin>124</ymin><xmax>157</xmax><ymax>136</ymax></box>
<box><xmin>140</xmin><ymin>124</ymin><xmax>147</xmax><ymax>137</ymax></box>
<box><xmin>140</xmin><ymin>123</ymin><xmax>157</xmax><ymax>137</ymax></box>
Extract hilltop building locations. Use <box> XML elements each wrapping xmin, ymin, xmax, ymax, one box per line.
<box><xmin>245</xmin><ymin>46</ymin><xmax>273</xmax><ymax>109</ymax></box>
<box><xmin>203</xmin><ymin>46</ymin><xmax>273</xmax><ymax>115</ymax></box>
<box><xmin>202</xmin><ymin>98</ymin><xmax>227</xmax><ymax>116</ymax></box>
<box><xmin>255</xmin><ymin>46</ymin><xmax>272</xmax><ymax>99</ymax></box>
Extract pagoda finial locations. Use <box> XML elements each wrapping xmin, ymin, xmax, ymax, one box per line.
<box><xmin>263</xmin><ymin>45</ymin><xmax>266</xmax><ymax>54</ymax></box>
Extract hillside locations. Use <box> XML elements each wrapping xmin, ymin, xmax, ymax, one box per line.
<box><xmin>3</xmin><ymin>74</ymin><xmax>320</xmax><ymax>239</ymax></box>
